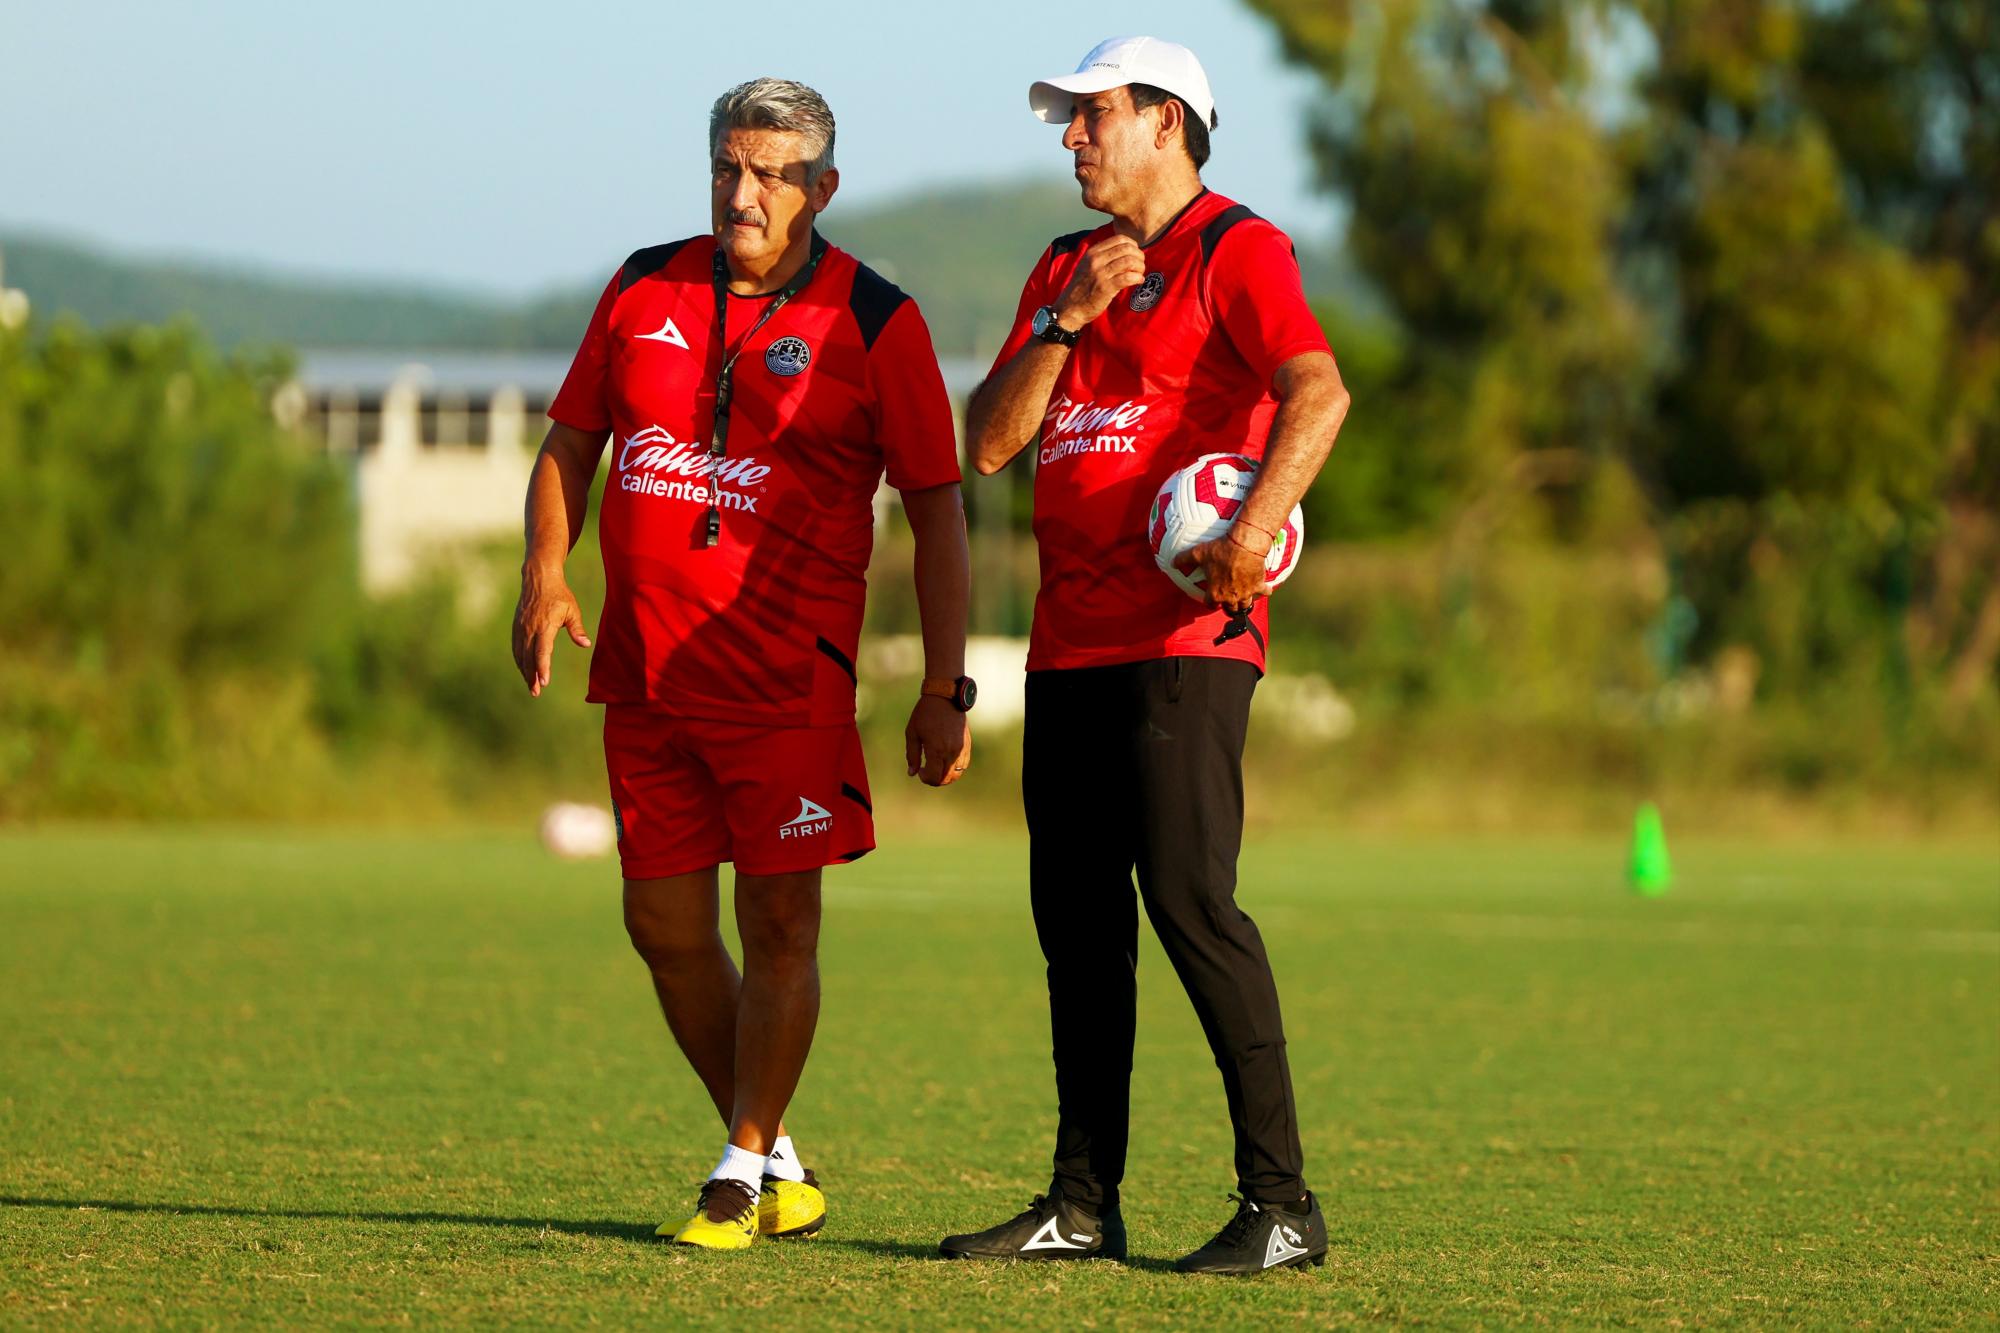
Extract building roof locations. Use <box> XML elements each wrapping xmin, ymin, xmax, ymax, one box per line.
<box><xmin>296</xmin><ymin>348</ymin><xmax>989</xmax><ymax>398</ymax></box>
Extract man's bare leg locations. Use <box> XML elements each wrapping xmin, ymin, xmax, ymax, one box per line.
<box><xmin>622</xmin><ymin>870</ymin><xmax>790</xmax><ymax>1142</ymax></box>
<box><xmin>727</xmin><ymin>869</ymin><xmax>822</xmax><ymax>1153</ymax></box>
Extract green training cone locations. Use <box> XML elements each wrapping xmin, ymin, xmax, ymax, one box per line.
<box><xmin>1627</xmin><ymin>801</ymin><xmax>1673</xmax><ymax>897</ymax></box>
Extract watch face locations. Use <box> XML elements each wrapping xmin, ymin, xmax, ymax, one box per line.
<box><xmin>1032</xmin><ymin>307</ymin><xmax>1053</xmax><ymax>337</ymax></box>
<box><xmin>959</xmin><ymin>677</ymin><xmax>978</xmax><ymax>710</ymax></box>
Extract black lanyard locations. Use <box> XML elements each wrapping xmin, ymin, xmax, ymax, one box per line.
<box><xmin>702</xmin><ymin>231</ymin><xmax>828</xmax><ymax>547</ymax></box>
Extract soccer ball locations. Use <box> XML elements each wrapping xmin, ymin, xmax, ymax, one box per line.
<box><xmin>1147</xmin><ymin>453</ymin><xmax>1304</xmax><ymax>601</ymax></box>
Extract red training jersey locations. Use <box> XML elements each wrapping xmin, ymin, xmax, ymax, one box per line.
<box><xmin>551</xmin><ymin>235</ymin><xmax>960</xmax><ymax>725</ymax></box>
<box><xmin>990</xmin><ymin>190</ymin><xmax>1331</xmax><ymax>673</ymax></box>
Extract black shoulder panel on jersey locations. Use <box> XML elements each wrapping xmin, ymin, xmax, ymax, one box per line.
<box><xmin>618</xmin><ymin>238</ymin><xmax>697</xmax><ymax>293</ymax></box>
<box><xmin>848</xmin><ymin>262</ymin><xmax>911</xmax><ymax>352</ymax></box>
<box><xmin>1049</xmin><ymin>228</ymin><xmax>1095</xmax><ymax>257</ymax></box>
<box><xmin>1198</xmin><ymin>205</ymin><xmax>1263</xmax><ymax>268</ymax></box>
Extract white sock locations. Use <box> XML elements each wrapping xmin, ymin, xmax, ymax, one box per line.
<box><xmin>708</xmin><ymin>1142</ymin><xmax>766</xmax><ymax>1188</ymax></box>
<box><xmin>764</xmin><ymin>1135</ymin><xmax>806</xmax><ymax>1183</ymax></box>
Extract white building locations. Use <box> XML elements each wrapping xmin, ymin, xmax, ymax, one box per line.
<box><xmin>286</xmin><ymin>349</ymin><xmax>986</xmax><ymax>594</ymax></box>
<box><xmin>284</xmin><ymin>350</ymin><xmax>566</xmax><ymax>591</ymax></box>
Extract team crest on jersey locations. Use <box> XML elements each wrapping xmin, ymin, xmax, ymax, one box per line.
<box><xmin>765</xmin><ymin>336</ymin><xmax>812</xmax><ymax>377</ymax></box>
<box><xmin>1129</xmin><ymin>272</ymin><xmax>1165</xmax><ymax>312</ymax></box>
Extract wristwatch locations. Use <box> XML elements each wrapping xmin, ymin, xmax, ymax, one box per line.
<box><xmin>1031</xmin><ymin>305</ymin><xmax>1081</xmax><ymax>348</ymax></box>
<box><xmin>921</xmin><ymin>676</ymin><xmax>978</xmax><ymax>712</ymax></box>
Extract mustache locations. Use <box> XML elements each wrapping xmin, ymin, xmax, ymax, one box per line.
<box><xmin>726</xmin><ymin>208</ymin><xmax>766</xmax><ymax>227</ymax></box>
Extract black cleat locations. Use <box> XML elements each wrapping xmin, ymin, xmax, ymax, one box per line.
<box><xmin>1175</xmin><ymin>1192</ymin><xmax>1327</xmax><ymax>1275</ymax></box>
<box><xmin>939</xmin><ymin>1193</ymin><xmax>1126</xmax><ymax>1262</ymax></box>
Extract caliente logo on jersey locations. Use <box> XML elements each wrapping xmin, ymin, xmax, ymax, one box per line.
<box><xmin>1038</xmin><ymin>394</ymin><xmax>1150</xmax><ymax>465</ymax></box>
<box><xmin>616</xmin><ymin>425</ymin><xmax>773</xmax><ymax>512</ymax></box>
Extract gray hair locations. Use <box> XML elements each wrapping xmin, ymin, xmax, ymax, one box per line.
<box><xmin>709</xmin><ymin>78</ymin><xmax>837</xmax><ymax>183</ymax></box>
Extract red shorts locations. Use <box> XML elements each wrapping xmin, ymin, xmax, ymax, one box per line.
<box><xmin>602</xmin><ymin>706</ymin><xmax>875</xmax><ymax>880</ymax></box>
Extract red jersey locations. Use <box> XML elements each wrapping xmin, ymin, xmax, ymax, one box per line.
<box><xmin>990</xmin><ymin>191</ymin><xmax>1331</xmax><ymax>672</ymax></box>
<box><xmin>551</xmin><ymin>235</ymin><xmax>960</xmax><ymax>725</ymax></box>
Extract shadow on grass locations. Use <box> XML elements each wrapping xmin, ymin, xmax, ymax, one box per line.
<box><xmin>818</xmin><ymin>1237</ymin><xmax>952</xmax><ymax>1261</ymax></box>
<box><xmin>7</xmin><ymin>1197</ymin><xmax>1191</xmax><ymax>1270</ymax></box>
<box><xmin>825</xmin><ymin>1236</ymin><xmax>1178</xmax><ymax>1272</ymax></box>
<box><xmin>0</xmin><ymin>1195</ymin><xmax>656</xmax><ymax>1244</ymax></box>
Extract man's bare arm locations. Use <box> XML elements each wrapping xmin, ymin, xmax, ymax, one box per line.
<box><xmin>965</xmin><ymin>343</ymin><xmax>1071</xmax><ymax>476</ymax></box>
<box><xmin>1177</xmin><ymin>352</ymin><xmax>1351</xmax><ymax>613</ymax></box>
<box><xmin>965</xmin><ymin>236</ymin><xmax>1149</xmax><ymax>476</ymax></box>
<box><xmin>524</xmin><ymin>421</ymin><xmax>610</xmax><ymax>567</ymax></box>
<box><xmin>899</xmin><ymin>482</ymin><xmax>972</xmax><ymax>786</ymax></box>
<box><xmin>1237</xmin><ymin>352</ymin><xmax>1349</xmax><ymax>541</ymax></box>
<box><xmin>512</xmin><ymin>421</ymin><xmax>611</xmax><ymax>696</ymax></box>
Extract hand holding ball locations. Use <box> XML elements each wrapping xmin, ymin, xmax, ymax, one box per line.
<box><xmin>1148</xmin><ymin>453</ymin><xmax>1304</xmax><ymax>601</ymax></box>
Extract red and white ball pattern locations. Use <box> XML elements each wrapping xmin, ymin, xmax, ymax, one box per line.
<box><xmin>1148</xmin><ymin>452</ymin><xmax>1305</xmax><ymax>602</ymax></box>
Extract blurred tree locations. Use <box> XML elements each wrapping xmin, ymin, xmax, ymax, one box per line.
<box><xmin>0</xmin><ymin>320</ymin><xmax>354</xmax><ymax>673</ymax></box>
<box><xmin>0</xmin><ymin>319</ymin><xmax>616</xmax><ymax>816</ymax></box>
<box><xmin>1243</xmin><ymin>0</ymin><xmax>1996</xmax><ymax>700</ymax></box>
<box><xmin>0</xmin><ymin>320</ymin><xmax>361</xmax><ymax>816</ymax></box>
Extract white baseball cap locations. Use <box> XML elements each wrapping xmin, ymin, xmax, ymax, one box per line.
<box><xmin>1029</xmin><ymin>36</ymin><xmax>1218</xmax><ymax>130</ymax></box>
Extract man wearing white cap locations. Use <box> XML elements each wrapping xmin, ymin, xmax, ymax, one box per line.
<box><xmin>936</xmin><ymin>37</ymin><xmax>1351</xmax><ymax>1275</ymax></box>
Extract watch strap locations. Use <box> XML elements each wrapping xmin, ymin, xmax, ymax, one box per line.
<box><xmin>922</xmin><ymin>676</ymin><xmax>976</xmax><ymax>712</ymax></box>
<box><xmin>1034</xmin><ymin>306</ymin><xmax>1081</xmax><ymax>347</ymax></box>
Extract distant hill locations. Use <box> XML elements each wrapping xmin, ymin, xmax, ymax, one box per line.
<box><xmin>0</xmin><ymin>233</ymin><xmax>527</xmax><ymax>351</ymax></box>
<box><xmin>823</xmin><ymin>181</ymin><xmax>1097</xmax><ymax>357</ymax></box>
<box><xmin>2</xmin><ymin>180</ymin><xmax>1364</xmax><ymax>360</ymax></box>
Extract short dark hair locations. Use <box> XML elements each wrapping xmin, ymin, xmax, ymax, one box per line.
<box><xmin>1128</xmin><ymin>83</ymin><xmax>1213</xmax><ymax>170</ymax></box>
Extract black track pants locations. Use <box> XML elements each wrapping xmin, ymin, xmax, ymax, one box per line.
<box><xmin>1023</xmin><ymin>657</ymin><xmax>1305</xmax><ymax>1213</ymax></box>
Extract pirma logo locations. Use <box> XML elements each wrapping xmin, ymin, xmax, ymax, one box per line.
<box><xmin>635</xmin><ymin>316</ymin><xmax>688</xmax><ymax>347</ymax></box>
<box><xmin>1020</xmin><ymin>1215</ymin><xmax>1088</xmax><ymax>1252</ymax></box>
<box><xmin>1263</xmin><ymin>1223</ymin><xmax>1308</xmax><ymax>1268</ymax></box>
<box><xmin>765</xmin><ymin>336</ymin><xmax>811</xmax><ymax>377</ymax></box>
<box><xmin>779</xmin><ymin>796</ymin><xmax>831</xmax><ymax>840</ymax></box>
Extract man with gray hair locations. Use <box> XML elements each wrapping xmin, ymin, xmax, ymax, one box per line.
<box><xmin>513</xmin><ymin>77</ymin><xmax>975</xmax><ymax>1251</ymax></box>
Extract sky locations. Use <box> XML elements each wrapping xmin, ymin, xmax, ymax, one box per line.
<box><xmin>0</xmin><ymin>1</ymin><xmax>1340</xmax><ymax>298</ymax></box>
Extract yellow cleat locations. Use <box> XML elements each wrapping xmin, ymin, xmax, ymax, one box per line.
<box><xmin>759</xmin><ymin>1168</ymin><xmax>827</xmax><ymax>1238</ymax></box>
<box><xmin>666</xmin><ymin>1178</ymin><xmax>760</xmax><ymax>1250</ymax></box>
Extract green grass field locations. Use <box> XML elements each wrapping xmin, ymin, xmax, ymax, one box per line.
<box><xmin>2</xmin><ymin>827</ymin><xmax>1995</xmax><ymax>1326</ymax></box>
